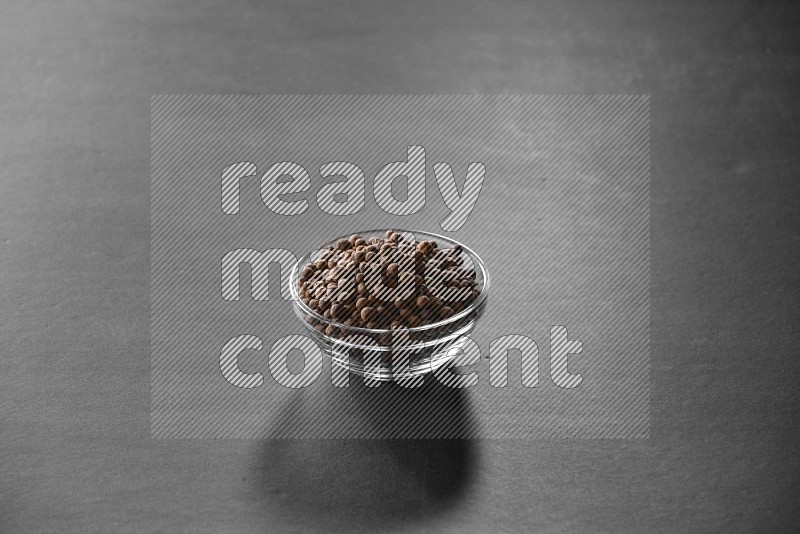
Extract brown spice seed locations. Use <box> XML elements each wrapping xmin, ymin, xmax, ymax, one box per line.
<box><xmin>360</xmin><ymin>307</ymin><xmax>377</xmax><ymax>322</ymax></box>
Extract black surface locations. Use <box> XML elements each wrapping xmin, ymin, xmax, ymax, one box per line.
<box><xmin>1</xmin><ymin>1</ymin><xmax>799</xmax><ymax>532</ymax></box>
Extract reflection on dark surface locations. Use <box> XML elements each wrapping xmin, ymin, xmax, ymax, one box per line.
<box><xmin>249</xmin><ymin>377</ymin><xmax>476</xmax><ymax>530</ymax></box>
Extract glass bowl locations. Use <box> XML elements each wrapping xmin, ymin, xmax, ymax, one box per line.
<box><xmin>289</xmin><ymin>229</ymin><xmax>489</xmax><ymax>382</ymax></box>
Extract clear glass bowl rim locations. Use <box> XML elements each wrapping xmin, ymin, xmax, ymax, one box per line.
<box><xmin>289</xmin><ymin>228</ymin><xmax>490</xmax><ymax>335</ymax></box>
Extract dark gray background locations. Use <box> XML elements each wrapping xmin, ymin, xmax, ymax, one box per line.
<box><xmin>1</xmin><ymin>0</ymin><xmax>798</xmax><ymax>532</ymax></box>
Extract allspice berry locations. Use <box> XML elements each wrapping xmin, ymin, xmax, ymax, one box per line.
<box><xmin>360</xmin><ymin>306</ymin><xmax>377</xmax><ymax>322</ymax></box>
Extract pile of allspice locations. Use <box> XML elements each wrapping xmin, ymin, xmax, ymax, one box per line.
<box><xmin>297</xmin><ymin>231</ymin><xmax>481</xmax><ymax>343</ymax></box>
